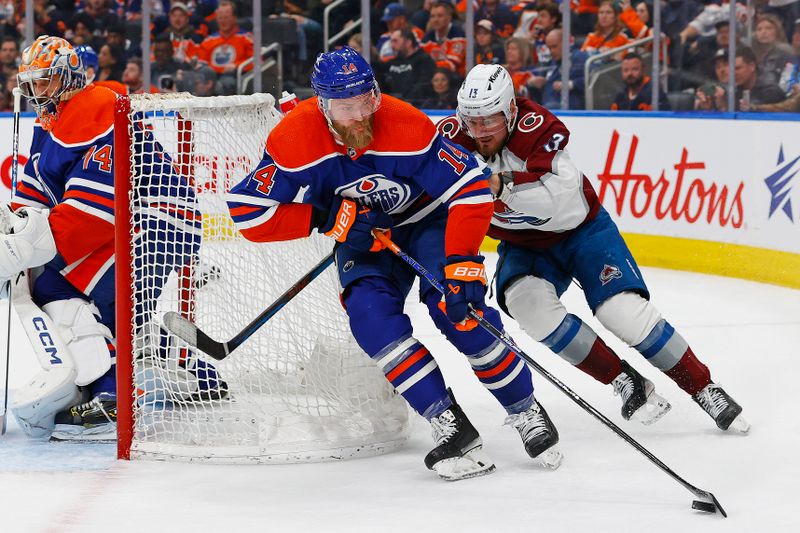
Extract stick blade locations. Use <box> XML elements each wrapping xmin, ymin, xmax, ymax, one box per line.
<box><xmin>692</xmin><ymin>490</ymin><xmax>727</xmax><ymax>518</ymax></box>
<box><xmin>162</xmin><ymin>312</ymin><xmax>229</xmax><ymax>361</ymax></box>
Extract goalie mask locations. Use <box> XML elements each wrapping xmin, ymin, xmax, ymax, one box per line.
<box><xmin>310</xmin><ymin>46</ymin><xmax>381</xmax><ymax>125</ymax></box>
<box><xmin>456</xmin><ymin>64</ymin><xmax>517</xmax><ymax>138</ymax></box>
<box><xmin>17</xmin><ymin>36</ymin><xmax>86</xmax><ymax>131</ymax></box>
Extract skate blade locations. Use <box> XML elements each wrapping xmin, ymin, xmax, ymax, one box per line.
<box><xmin>727</xmin><ymin>414</ymin><xmax>750</xmax><ymax>435</ymax></box>
<box><xmin>433</xmin><ymin>446</ymin><xmax>496</xmax><ymax>481</ymax></box>
<box><xmin>535</xmin><ymin>445</ymin><xmax>564</xmax><ymax>470</ymax></box>
<box><xmin>50</xmin><ymin>422</ymin><xmax>117</xmax><ymax>443</ymax></box>
<box><xmin>632</xmin><ymin>392</ymin><xmax>672</xmax><ymax>426</ymax></box>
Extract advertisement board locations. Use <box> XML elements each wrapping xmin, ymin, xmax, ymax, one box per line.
<box><xmin>1</xmin><ymin>110</ymin><xmax>797</xmax><ymax>286</ymax></box>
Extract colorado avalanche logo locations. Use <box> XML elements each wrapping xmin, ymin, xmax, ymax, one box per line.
<box><xmin>599</xmin><ymin>264</ymin><xmax>622</xmax><ymax>285</ymax></box>
<box><xmin>336</xmin><ymin>175</ymin><xmax>411</xmax><ymax>214</ymax></box>
<box><xmin>493</xmin><ymin>208</ymin><xmax>551</xmax><ymax>226</ymax></box>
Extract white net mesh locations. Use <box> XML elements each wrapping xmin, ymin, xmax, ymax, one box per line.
<box><xmin>123</xmin><ymin>93</ymin><xmax>409</xmax><ymax>463</ymax></box>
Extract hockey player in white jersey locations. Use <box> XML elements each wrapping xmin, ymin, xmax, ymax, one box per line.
<box><xmin>438</xmin><ymin>64</ymin><xmax>749</xmax><ymax>433</ymax></box>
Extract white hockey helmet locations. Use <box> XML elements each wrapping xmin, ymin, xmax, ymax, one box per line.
<box><xmin>456</xmin><ymin>64</ymin><xmax>517</xmax><ymax>138</ymax></box>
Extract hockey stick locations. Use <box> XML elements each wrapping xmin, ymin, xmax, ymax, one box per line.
<box><xmin>1</xmin><ymin>88</ymin><xmax>22</xmax><ymax>435</ymax></box>
<box><xmin>163</xmin><ymin>248</ymin><xmax>336</xmax><ymax>360</ymax></box>
<box><xmin>374</xmin><ymin>231</ymin><xmax>727</xmax><ymax>517</ymax></box>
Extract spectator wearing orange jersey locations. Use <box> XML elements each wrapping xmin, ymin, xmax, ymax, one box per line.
<box><xmin>194</xmin><ymin>0</ymin><xmax>253</xmax><ymax>93</ymax></box>
<box><xmin>581</xmin><ymin>1</ymin><xmax>631</xmax><ymax>55</ymax></box>
<box><xmin>121</xmin><ymin>57</ymin><xmax>159</xmax><ymax>94</ymax></box>
<box><xmin>421</xmin><ymin>1</ymin><xmax>467</xmax><ymax>75</ymax></box>
<box><xmin>158</xmin><ymin>2</ymin><xmax>203</xmax><ymax>64</ymax></box>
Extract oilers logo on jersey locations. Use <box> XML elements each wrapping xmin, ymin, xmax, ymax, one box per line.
<box><xmin>335</xmin><ymin>175</ymin><xmax>412</xmax><ymax>214</ymax></box>
<box><xmin>211</xmin><ymin>44</ymin><xmax>236</xmax><ymax>67</ymax></box>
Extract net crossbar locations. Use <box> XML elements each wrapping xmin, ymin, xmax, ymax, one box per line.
<box><xmin>115</xmin><ymin>93</ymin><xmax>409</xmax><ymax>463</ymax></box>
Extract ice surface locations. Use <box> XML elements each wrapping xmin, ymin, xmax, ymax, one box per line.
<box><xmin>1</xmin><ymin>259</ymin><xmax>798</xmax><ymax>532</ymax></box>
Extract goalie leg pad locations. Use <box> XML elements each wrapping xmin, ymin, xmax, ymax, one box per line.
<box><xmin>0</xmin><ymin>207</ymin><xmax>57</xmax><ymax>279</ymax></box>
<box><xmin>42</xmin><ymin>299</ymin><xmax>114</xmax><ymax>386</ymax></box>
<box><xmin>11</xmin><ymin>367</ymin><xmax>83</xmax><ymax>438</ymax></box>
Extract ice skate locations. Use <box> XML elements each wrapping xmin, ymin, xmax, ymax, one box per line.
<box><xmin>611</xmin><ymin>360</ymin><xmax>671</xmax><ymax>425</ymax></box>
<box><xmin>505</xmin><ymin>400</ymin><xmax>563</xmax><ymax>470</ymax></box>
<box><xmin>424</xmin><ymin>391</ymin><xmax>496</xmax><ymax>481</ymax></box>
<box><xmin>693</xmin><ymin>383</ymin><xmax>750</xmax><ymax>434</ymax></box>
<box><xmin>50</xmin><ymin>392</ymin><xmax>117</xmax><ymax>442</ymax></box>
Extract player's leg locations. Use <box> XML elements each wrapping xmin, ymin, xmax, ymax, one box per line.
<box><xmin>339</xmin><ymin>242</ymin><xmax>494</xmax><ymax>480</ymax></box>
<box><xmin>26</xmin><ymin>267</ymin><xmax>117</xmax><ymax>441</ymax></box>
<box><xmin>412</xmin><ymin>216</ymin><xmax>561</xmax><ymax>468</ymax></box>
<box><xmin>578</xmin><ymin>210</ymin><xmax>748</xmax><ymax>433</ymax></box>
<box><xmin>499</xmin><ymin>237</ymin><xmax>671</xmax><ymax>426</ymax></box>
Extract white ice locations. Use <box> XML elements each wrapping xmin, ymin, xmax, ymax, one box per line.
<box><xmin>1</xmin><ymin>257</ymin><xmax>799</xmax><ymax>533</ymax></box>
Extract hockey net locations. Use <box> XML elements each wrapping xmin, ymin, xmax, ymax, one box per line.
<box><xmin>114</xmin><ymin>93</ymin><xmax>409</xmax><ymax>463</ymax></box>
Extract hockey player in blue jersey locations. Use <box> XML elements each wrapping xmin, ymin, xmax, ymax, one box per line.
<box><xmin>3</xmin><ymin>36</ymin><xmax>225</xmax><ymax>441</ymax></box>
<box><xmin>226</xmin><ymin>47</ymin><xmax>562</xmax><ymax>480</ymax></box>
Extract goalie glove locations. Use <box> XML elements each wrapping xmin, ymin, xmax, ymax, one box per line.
<box><xmin>439</xmin><ymin>255</ymin><xmax>488</xmax><ymax>329</ymax></box>
<box><xmin>0</xmin><ymin>206</ymin><xmax>57</xmax><ymax>279</ymax></box>
<box><xmin>319</xmin><ymin>197</ymin><xmax>393</xmax><ymax>252</ymax></box>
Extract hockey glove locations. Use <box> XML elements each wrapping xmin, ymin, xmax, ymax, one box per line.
<box><xmin>439</xmin><ymin>255</ymin><xmax>487</xmax><ymax>329</ymax></box>
<box><xmin>320</xmin><ymin>197</ymin><xmax>392</xmax><ymax>252</ymax></box>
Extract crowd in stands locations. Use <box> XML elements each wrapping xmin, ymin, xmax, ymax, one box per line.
<box><xmin>0</xmin><ymin>0</ymin><xmax>799</xmax><ymax>113</ymax></box>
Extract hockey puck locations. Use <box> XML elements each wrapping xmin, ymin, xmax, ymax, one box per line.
<box><xmin>692</xmin><ymin>500</ymin><xmax>717</xmax><ymax>513</ymax></box>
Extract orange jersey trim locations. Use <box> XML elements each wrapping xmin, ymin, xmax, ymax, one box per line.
<box><xmin>267</xmin><ymin>95</ymin><xmax>437</xmax><ymax>171</ymax></box>
<box><xmin>50</xmin><ymin>85</ymin><xmax>116</xmax><ymax>146</ymax></box>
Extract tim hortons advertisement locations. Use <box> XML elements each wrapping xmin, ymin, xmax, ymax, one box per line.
<box><xmin>0</xmin><ymin>113</ymin><xmax>798</xmax><ymax>254</ymax></box>
<box><xmin>557</xmin><ymin>115</ymin><xmax>800</xmax><ymax>255</ymax></box>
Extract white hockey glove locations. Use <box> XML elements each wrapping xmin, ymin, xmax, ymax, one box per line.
<box><xmin>0</xmin><ymin>206</ymin><xmax>57</xmax><ymax>278</ymax></box>
<box><xmin>0</xmin><ymin>204</ymin><xmax>26</xmax><ymax>234</ymax></box>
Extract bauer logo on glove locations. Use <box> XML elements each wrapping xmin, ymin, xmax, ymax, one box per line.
<box><xmin>321</xmin><ymin>197</ymin><xmax>393</xmax><ymax>252</ymax></box>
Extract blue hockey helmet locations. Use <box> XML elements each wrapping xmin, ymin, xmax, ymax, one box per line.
<box><xmin>74</xmin><ymin>44</ymin><xmax>99</xmax><ymax>82</ymax></box>
<box><xmin>311</xmin><ymin>47</ymin><xmax>381</xmax><ymax>122</ymax></box>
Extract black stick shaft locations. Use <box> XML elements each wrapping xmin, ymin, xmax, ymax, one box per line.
<box><xmin>375</xmin><ymin>231</ymin><xmax>723</xmax><ymax>512</ymax></box>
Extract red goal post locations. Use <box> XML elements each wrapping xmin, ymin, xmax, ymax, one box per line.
<box><xmin>114</xmin><ymin>93</ymin><xmax>409</xmax><ymax>463</ymax></box>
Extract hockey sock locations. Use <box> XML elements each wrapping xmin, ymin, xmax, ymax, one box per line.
<box><xmin>90</xmin><ymin>364</ymin><xmax>116</xmax><ymax>398</ymax></box>
<box><xmin>346</xmin><ymin>278</ymin><xmax>451</xmax><ymax>419</ymax></box>
<box><xmin>468</xmin><ymin>341</ymin><xmax>535</xmax><ymax>414</ymax></box>
<box><xmin>634</xmin><ymin>319</ymin><xmax>711</xmax><ymax>395</ymax></box>
<box><xmin>543</xmin><ymin>314</ymin><xmax>623</xmax><ymax>385</ymax></box>
<box><xmin>423</xmin><ymin>290</ymin><xmax>534</xmax><ymax>414</ymax></box>
<box><xmin>664</xmin><ymin>347</ymin><xmax>712</xmax><ymax>396</ymax></box>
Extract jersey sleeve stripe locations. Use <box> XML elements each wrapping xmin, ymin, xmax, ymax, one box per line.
<box><xmin>448</xmin><ymin>180</ymin><xmax>490</xmax><ymax>201</ymax></box>
<box><xmin>15</xmin><ymin>183</ymin><xmax>52</xmax><ymax>206</ymax></box>
<box><xmin>436</xmin><ymin>167</ymin><xmax>486</xmax><ymax>204</ymax></box>
<box><xmin>449</xmin><ymin>194</ymin><xmax>494</xmax><ymax>208</ymax></box>
<box><xmin>229</xmin><ymin>205</ymin><xmax>263</xmax><ymax>217</ymax></box>
<box><xmin>233</xmin><ymin>205</ymin><xmax>277</xmax><ymax>230</ymax></box>
<box><xmin>68</xmin><ymin>177</ymin><xmax>115</xmax><ymax>194</ymax></box>
<box><xmin>226</xmin><ymin>193</ymin><xmax>280</xmax><ymax>208</ymax></box>
<box><xmin>63</xmin><ymin>189</ymin><xmax>115</xmax><ymax>210</ymax></box>
<box><xmin>63</xmin><ymin>198</ymin><xmax>116</xmax><ymax>224</ymax></box>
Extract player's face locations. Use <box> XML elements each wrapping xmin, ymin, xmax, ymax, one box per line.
<box><xmin>461</xmin><ymin>111</ymin><xmax>508</xmax><ymax>158</ymax></box>
<box><xmin>18</xmin><ymin>71</ymin><xmax>63</xmax><ymax>107</ymax></box>
<box><xmin>327</xmin><ymin>92</ymin><xmax>380</xmax><ymax>149</ymax></box>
